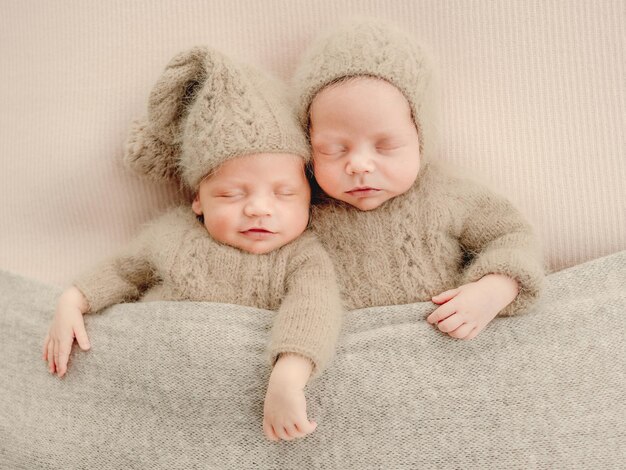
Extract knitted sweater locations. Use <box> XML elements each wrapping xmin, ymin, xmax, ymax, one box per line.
<box><xmin>310</xmin><ymin>161</ymin><xmax>545</xmax><ymax>315</ymax></box>
<box><xmin>74</xmin><ymin>206</ymin><xmax>343</xmax><ymax>378</ymax></box>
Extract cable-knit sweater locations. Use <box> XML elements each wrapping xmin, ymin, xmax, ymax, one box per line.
<box><xmin>310</xmin><ymin>161</ymin><xmax>545</xmax><ymax>315</ymax></box>
<box><xmin>74</xmin><ymin>206</ymin><xmax>343</xmax><ymax>378</ymax></box>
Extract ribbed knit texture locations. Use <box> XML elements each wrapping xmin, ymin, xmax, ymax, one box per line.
<box><xmin>2</xmin><ymin>251</ymin><xmax>625</xmax><ymax>467</ymax></box>
<box><xmin>73</xmin><ymin>207</ymin><xmax>343</xmax><ymax>378</ymax></box>
<box><xmin>124</xmin><ymin>46</ymin><xmax>310</xmax><ymax>190</ymax></box>
<box><xmin>2</xmin><ymin>1</ymin><xmax>623</xmax><ymax>287</ymax></box>
<box><xmin>311</xmin><ymin>162</ymin><xmax>545</xmax><ymax>314</ymax></box>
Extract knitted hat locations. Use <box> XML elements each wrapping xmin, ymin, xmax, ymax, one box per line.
<box><xmin>124</xmin><ymin>46</ymin><xmax>310</xmax><ymax>190</ymax></box>
<box><xmin>294</xmin><ymin>19</ymin><xmax>439</xmax><ymax>162</ymax></box>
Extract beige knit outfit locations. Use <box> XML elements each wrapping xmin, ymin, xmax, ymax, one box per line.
<box><xmin>75</xmin><ymin>207</ymin><xmax>342</xmax><ymax>378</ymax></box>
<box><xmin>125</xmin><ymin>46</ymin><xmax>310</xmax><ymax>190</ymax></box>
<box><xmin>309</xmin><ymin>162</ymin><xmax>545</xmax><ymax>314</ymax></box>
<box><xmin>296</xmin><ymin>20</ymin><xmax>545</xmax><ymax>314</ymax></box>
<box><xmin>294</xmin><ymin>19</ymin><xmax>439</xmax><ymax>163</ymax></box>
<box><xmin>74</xmin><ymin>46</ymin><xmax>343</xmax><ymax>378</ymax></box>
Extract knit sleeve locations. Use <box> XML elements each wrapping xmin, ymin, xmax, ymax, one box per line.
<box><xmin>266</xmin><ymin>234</ymin><xmax>344</xmax><ymax>381</ymax></box>
<box><xmin>73</xmin><ymin>224</ymin><xmax>159</xmax><ymax>314</ymax></box>
<box><xmin>458</xmin><ymin>182</ymin><xmax>545</xmax><ymax>317</ymax></box>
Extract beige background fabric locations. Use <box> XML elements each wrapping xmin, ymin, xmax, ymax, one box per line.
<box><xmin>1</xmin><ymin>0</ymin><xmax>624</xmax><ymax>287</ymax></box>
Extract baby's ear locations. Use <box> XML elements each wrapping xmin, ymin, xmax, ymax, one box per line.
<box><xmin>191</xmin><ymin>193</ymin><xmax>202</xmax><ymax>215</ymax></box>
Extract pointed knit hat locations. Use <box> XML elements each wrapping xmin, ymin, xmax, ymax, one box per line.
<box><xmin>294</xmin><ymin>19</ymin><xmax>439</xmax><ymax>162</ymax></box>
<box><xmin>124</xmin><ymin>46</ymin><xmax>310</xmax><ymax>190</ymax></box>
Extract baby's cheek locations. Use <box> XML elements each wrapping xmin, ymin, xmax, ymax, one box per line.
<box><xmin>289</xmin><ymin>202</ymin><xmax>311</xmax><ymax>234</ymax></box>
<box><xmin>203</xmin><ymin>206</ymin><xmax>239</xmax><ymax>241</ymax></box>
<box><xmin>314</xmin><ymin>160</ymin><xmax>343</xmax><ymax>192</ymax></box>
<box><xmin>390</xmin><ymin>156</ymin><xmax>420</xmax><ymax>190</ymax></box>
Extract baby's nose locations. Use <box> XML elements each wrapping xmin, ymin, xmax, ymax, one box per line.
<box><xmin>346</xmin><ymin>152</ymin><xmax>375</xmax><ymax>174</ymax></box>
<box><xmin>244</xmin><ymin>196</ymin><xmax>272</xmax><ymax>217</ymax></box>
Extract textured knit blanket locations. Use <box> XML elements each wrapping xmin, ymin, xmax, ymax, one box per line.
<box><xmin>1</xmin><ymin>251</ymin><xmax>625</xmax><ymax>469</ymax></box>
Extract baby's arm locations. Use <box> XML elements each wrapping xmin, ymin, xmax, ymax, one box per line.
<box><xmin>43</xmin><ymin>286</ymin><xmax>90</xmax><ymax>377</ymax></box>
<box><xmin>263</xmin><ymin>352</ymin><xmax>317</xmax><ymax>442</ymax></box>
<box><xmin>427</xmin><ymin>273</ymin><xmax>519</xmax><ymax>339</ymax></box>
<box><xmin>428</xmin><ymin>180</ymin><xmax>544</xmax><ymax>339</ymax></box>
<box><xmin>73</xmin><ymin>249</ymin><xmax>157</xmax><ymax>315</ymax></box>
<box><xmin>42</xmin><ymin>223</ymin><xmax>158</xmax><ymax>376</ymax></box>
<box><xmin>263</xmin><ymin>234</ymin><xmax>343</xmax><ymax>441</ymax></box>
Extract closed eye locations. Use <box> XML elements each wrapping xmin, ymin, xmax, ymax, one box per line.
<box><xmin>315</xmin><ymin>145</ymin><xmax>347</xmax><ymax>156</ymax></box>
<box><xmin>377</xmin><ymin>148</ymin><xmax>401</xmax><ymax>155</ymax></box>
<box><xmin>376</xmin><ymin>141</ymin><xmax>403</xmax><ymax>151</ymax></box>
<box><xmin>275</xmin><ymin>189</ymin><xmax>297</xmax><ymax>197</ymax></box>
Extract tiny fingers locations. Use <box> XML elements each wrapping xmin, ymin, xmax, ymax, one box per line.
<box><xmin>47</xmin><ymin>340</ymin><xmax>55</xmax><ymax>373</ymax></box>
<box><xmin>263</xmin><ymin>419</ymin><xmax>279</xmax><ymax>442</ymax></box>
<box><xmin>464</xmin><ymin>327</ymin><xmax>480</xmax><ymax>340</ymax></box>
<box><xmin>447</xmin><ymin>323</ymin><xmax>475</xmax><ymax>339</ymax></box>
<box><xmin>431</xmin><ymin>288</ymin><xmax>460</xmax><ymax>304</ymax></box>
<box><xmin>42</xmin><ymin>334</ymin><xmax>50</xmax><ymax>361</ymax></box>
<box><xmin>427</xmin><ymin>303</ymin><xmax>456</xmax><ymax>326</ymax></box>
<box><xmin>53</xmin><ymin>339</ymin><xmax>60</xmax><ymax>374</ymax></box>
<box><xmin>274</xmin><ymin>425</ymin><xmax>292</xmax><ymax>441</ymax></box>
<box><xmin>299</xmin><ymin>419</ymin><xmax>317</xmax><ymax>435</ymax></box>
<box><xmin>436</xmin><ymin>313</ymin><xmax>464</xmax><ymax>333</ymax></box>
<box><xmin>264</xmin><ymin>420</ymin><xmax>317</xmax><ymax>442</ymax></box>
<box><xmin>285</xmin><ymin>423</ymin><xmax>305</xmax><ymax>439</ymax></box>
<box><xmin>263</xmin><ymin>416</ymin><xmax>291</xmax><ymax>442</ymax></box>
<box><xmin>74</xmin><ymin>324</ymin><xmax>91</xmax><ymax>351</ymax></box>
<box><xmin>57</xmin><ymin>339</ymin><xmax>73</xmax><ymax>377</ymax></box>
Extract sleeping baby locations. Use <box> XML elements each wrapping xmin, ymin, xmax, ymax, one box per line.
<box><xmin>294</xmin><ymin>20</ymin><xmax>545</xmax><ymax>338</ymax></box>
<box><xmin>42</xmin><ymin>46</ymin><xmax>343</xmax><ymax>443</ymax></box>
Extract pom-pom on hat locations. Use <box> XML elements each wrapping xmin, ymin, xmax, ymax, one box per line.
<box><xmin>124</xmin><ymin>46</ymin><xmax>310</xmax><ymax>190</ymax></box>
<box><xmin>293</xmin><ymin>19</ymin><xmax>439</xmax><ymax>162</ymax></box>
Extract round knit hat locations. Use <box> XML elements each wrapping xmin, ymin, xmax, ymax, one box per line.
<box><xmin>293</xmin><ymin>19</ymin><xmax>439</xmax><ymax>162</ymax></box>
<box><xmin>124</xmin><ymin>46</ymin><xmax>310</xmax><ymax>190</ymax></box>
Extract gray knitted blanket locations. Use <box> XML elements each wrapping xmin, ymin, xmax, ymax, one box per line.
<box><xmin>1</xmin><ymin>251</ymin><xmax>625</xmax><ymax>469</ymax></box>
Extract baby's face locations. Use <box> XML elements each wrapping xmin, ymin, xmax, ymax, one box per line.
<box><xmin>309</xmin><ymin>77</ymin><xmax>420</xmax><ymax>211</ymax></box>
<box><xmin>192</xmin><ymin>153</ymin><xmax>311</xmax><ymax>254</ymax></box>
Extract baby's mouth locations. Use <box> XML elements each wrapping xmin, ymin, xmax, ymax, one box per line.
<box><xmin>240</xmin><ymin>228</ymin><xmax>276</xmax><ymax>239</ymax></box>
<box><xmin>346</xmin><ymin>186</ymin><xmax>380</xmax><ymax>197</ymax></box>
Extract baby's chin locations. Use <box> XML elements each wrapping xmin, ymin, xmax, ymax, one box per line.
<box><xmin>334</xmin><ymin>192</ymin><xmax>393</xmax><ymax>211</ymax></box>
<box><xmin>232</xmin><ymin>233</ymin><xmax>304</xmax><ymax>254</ymax></box>
<box><xmin>239</xmin><ymin>242</ymin><xmax>282</xmax><ymax>254</ymax></box>
<box><xmin>348</xmin><ymin>199</ymin><xmax>384</xmax><ymax>211</ymax></box>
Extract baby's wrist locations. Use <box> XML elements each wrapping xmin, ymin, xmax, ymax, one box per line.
<box><xmin>58</xmin><ymin>286</ymin><xmax>89</xmax><ymax>313</ymax></box>
<box><xmin>271</xmin><ymin>353</ymin><xmax>314</xmax><ymax>388</ymax></box>
<box><xmin>478</xmin><ymin>274</ymin><xmax>519</xmax><ymax>301</ymax></box>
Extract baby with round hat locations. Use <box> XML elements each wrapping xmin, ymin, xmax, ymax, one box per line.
<box><xmin>294</xmin><ymin>19</ymin><xmax>545</xmax><ymax>339</ymax></box>
<box><xmin>42</xmin><ymin>46</ymin><xmax>343</xmax><ymax>442</ymax></box>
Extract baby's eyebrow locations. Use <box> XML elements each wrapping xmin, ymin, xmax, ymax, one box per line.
<box><xmin>374</xmin><ymin>136</ymin><xmax>403</xmax><ymax>144</ymax></box>
<box><xmin>211</xmin><ymin>187</ymin><xmax>243</xmax><ymax>194</ymax></box>
<box><xmin>373</xmin><ymin>130</ymin><xmax>413</xmax><ymax>140</ymax></box>
<box><xmin>212</xmin><ymin>179</ymin><xmax>301</xmax><ymax>189</ymax></box>
<box><xmin>310</xmin><ymin>132</ymin><xmax>343</xmax><ymax>142</ymax></box>
<box><xmin>273</xmin><ymin>179</ymin><xmax>301</xmax><ymax>187</ymax></box>
<box><xmin>210</xmin><ymin>180</ymin><xmax>246</xmax><ymax>189</ymax></box>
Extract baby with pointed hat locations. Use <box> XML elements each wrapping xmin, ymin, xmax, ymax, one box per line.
<box><xmin>294</xmin><ymin>20</ymin><xmax>545</xmax><ymax>339</ymax></box>
<box><xmin>43</xmin><ymin>46</ymin><xmax>343</xmax><ymax>442</ymax></box>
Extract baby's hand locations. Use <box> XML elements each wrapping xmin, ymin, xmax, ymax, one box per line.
<box><xmin>427</xmin><ymin>274</ymin><xmax>519</xmax><ymax>340</ymax></box>
<box><xmin>263</xmin><ymin>353</ymin><xmax>317</xmax><ymax>442</ymax></box>
<box><xmin>42</xmin><ymin>286</ymin><xmax>90</xmax><ymax>377</ymax></box>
